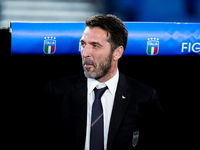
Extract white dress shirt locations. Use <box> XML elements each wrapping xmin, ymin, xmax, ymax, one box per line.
<box><xmin>84</xmin><ymin>69</ymin><xmax>119</xmax><ymax>150</ymax></box>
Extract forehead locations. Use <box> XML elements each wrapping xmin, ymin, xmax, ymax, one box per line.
<box><xmin>81</xmin><ymin>26</ymin><xmax>109</xmax><ymax>42</ymax></box>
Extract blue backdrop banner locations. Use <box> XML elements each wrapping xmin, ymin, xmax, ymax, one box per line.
<box><xmin>10</xmin><ymin>22</ymin><xmax>200</xmax><ymax>56</ymax></box>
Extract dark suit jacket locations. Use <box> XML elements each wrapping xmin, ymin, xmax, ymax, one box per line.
<box><xmin>45</xmin><ymin>73</ymin><xmax>163</xmax><ymax>150</ymax></box>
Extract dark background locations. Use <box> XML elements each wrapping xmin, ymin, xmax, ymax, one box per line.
<box><xmin>1</xmin><ymin>0</ymin><xmax>199</xmax><ymax>148</ymax></box>
<box><xmin>2</xmin><ymin>28</ymin><xmax>200</xmax><ymax>148</ymax></box>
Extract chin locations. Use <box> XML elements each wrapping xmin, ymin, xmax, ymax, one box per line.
<box><xmin>84</xmin><ymin>71</ymin><xmax>95</xmax><ymax>79</ymax></box>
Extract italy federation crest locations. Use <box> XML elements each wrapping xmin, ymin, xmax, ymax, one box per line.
<box><xmin>43</xmin><ymin>37</ymin><xmax>56</xmax><ymax>54</ymax></box>
<box><xmin>147</xmin><ymin>38</ymin><xmax>159</xmax><ymax>55</ymax></box>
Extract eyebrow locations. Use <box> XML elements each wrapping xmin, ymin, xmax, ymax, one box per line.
<box><xmin>90</xmin><ymin>42</ymin><xmax>103</xmax><ymax>47</ymax></box>
<box><xmin>80</xmin><ymin>39</ymin><xmax>85</xmax><ymax>43</ymax></box>
<box><xmin>80</xmin><ymin>40</ymin><xmax>103</xmax><ymax>47</ymax></box>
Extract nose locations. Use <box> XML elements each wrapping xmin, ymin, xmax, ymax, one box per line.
<box><xmin>81</xmin><ymin>45</ymin><xmax>92</xmax><ymax>58</ymax></box>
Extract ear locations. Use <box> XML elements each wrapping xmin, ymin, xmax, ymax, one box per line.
<box><xmin>113</xmin><ymin>46</ymin><xmax>124</xmax><ymax>61</ymax></box>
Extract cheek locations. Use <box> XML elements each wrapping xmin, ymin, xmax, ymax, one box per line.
<box><xmin>81</xmin><ymin>50</ymin><xmax>84</xmax><ymax>59</ymax></box>
<box><xmin>94</xmin><ymin>54</ymin><xmax>105</xmax><ymax>65</ymax></box>
<box><xmin>96</xmin><ymin>52</ymin><xmax>112</xmax><ymax>66</ymax></box>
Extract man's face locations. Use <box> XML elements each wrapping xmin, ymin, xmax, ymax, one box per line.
<box><xmin>80</xmin><ymin>27</ymin><xmax>113</xmax><ymax>80</ymax></box>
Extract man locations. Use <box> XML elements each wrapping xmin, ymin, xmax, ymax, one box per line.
<box><xmin>45</xmin><ymin>14</ymin><xmax>163</xmax><ymax>150</ymax></box>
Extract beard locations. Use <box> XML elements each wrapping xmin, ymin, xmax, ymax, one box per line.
<box><xmin>82</xmin><ymin>52</ymin><xmax>113</xmax><ymax>80</ymax></box>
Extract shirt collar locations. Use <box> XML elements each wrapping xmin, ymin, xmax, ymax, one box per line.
<box><xmin>87</xmin><ymin>69</ymin><xmax>119</xmax><ymax>96</ymax></box>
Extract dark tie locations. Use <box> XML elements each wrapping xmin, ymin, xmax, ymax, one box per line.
<box><xmin>90</xmin><ymin>86</ymin><xmax>107</xmax><ymax>150</ymax></box>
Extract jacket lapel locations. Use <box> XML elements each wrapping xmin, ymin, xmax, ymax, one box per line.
<box><xmin>107</xmin><ymin>73</ymin><xmax>131</xmax><ymax>150</ymax></box>
<box><xmin>71</xmin><ymin>74</ymin><xmax>87</xmax><ymax>150</ymax></box>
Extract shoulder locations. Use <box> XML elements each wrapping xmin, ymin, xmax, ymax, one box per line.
<box><xmin>121</xmin><ymin>73</ymin><xmax>155</xmax><ymax>95</ymax></box>
<box><xmin>51</xmin><ymin>74</ymin><xmax>84</xmax><ymax>86</ymax></box>
<box><xmin>46</xmin><ymin>73</ymin><xmax>86</xmax><ymax>94</ymax></box>
<box><xmin>120</xmin><ymin>73</ymin><xmax>162</xmax><ymax>115</ymax></box>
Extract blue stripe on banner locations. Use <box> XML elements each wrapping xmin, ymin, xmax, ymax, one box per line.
<box><xmin>10</xmin><ymin>22</ymin><xmax>200</xmax><ymax>56</ymax></box>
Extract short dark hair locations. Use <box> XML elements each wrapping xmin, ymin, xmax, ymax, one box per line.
<box><xmin>85</xmin><ymin>14</ymin><xmax>128</xmax><ymax>52</ymax></box>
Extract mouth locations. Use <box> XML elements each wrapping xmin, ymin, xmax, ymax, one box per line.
<box><xmin>84</xmin><ymin>64</ymin><xmax>94</xmax><ymax>68</ymax></box>
<box><xmin>83</xmin><ymin>59</ymin><xmax>96</xmax><ymax>68</ymax></box>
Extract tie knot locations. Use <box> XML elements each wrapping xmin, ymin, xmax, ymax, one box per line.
<box><xmin>94</xmin><ymin>86</ymin><xmax>108</xmax><ymax>99</ymax></box>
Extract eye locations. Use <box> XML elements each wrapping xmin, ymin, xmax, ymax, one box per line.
<box><xmin>93</xmin><ymin>44</ymin><xmax>101</xmax><ymax>49</ymax></box>
<box><xmin>81</xmin><ymin>42</ymin><xmax>86</xmax><ymax>47</ymax></box>
<box><xmin>79</xmin><ymin>42</ymin><xmax>86</xmax><ymax>51</ymax></box>
<box><xmin>80</xmin><ymin>42</ymin><xmax>86</xmax><ymax>48</ymax></box>
<box><xmin>94</xmin><ymin>44</ymin><xmax>98</xmax><ymax>48</ymax></box>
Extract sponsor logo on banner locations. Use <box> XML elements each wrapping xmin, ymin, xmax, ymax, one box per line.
<box><xmin>147</xmin><ymin>38</ymin><xmax>159</xmax><ymax>56</ymax></box>
<box><xmin>43</xmin><ymin>37</ymin><xmax>56</xmax><ymax>54</ymax></box>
